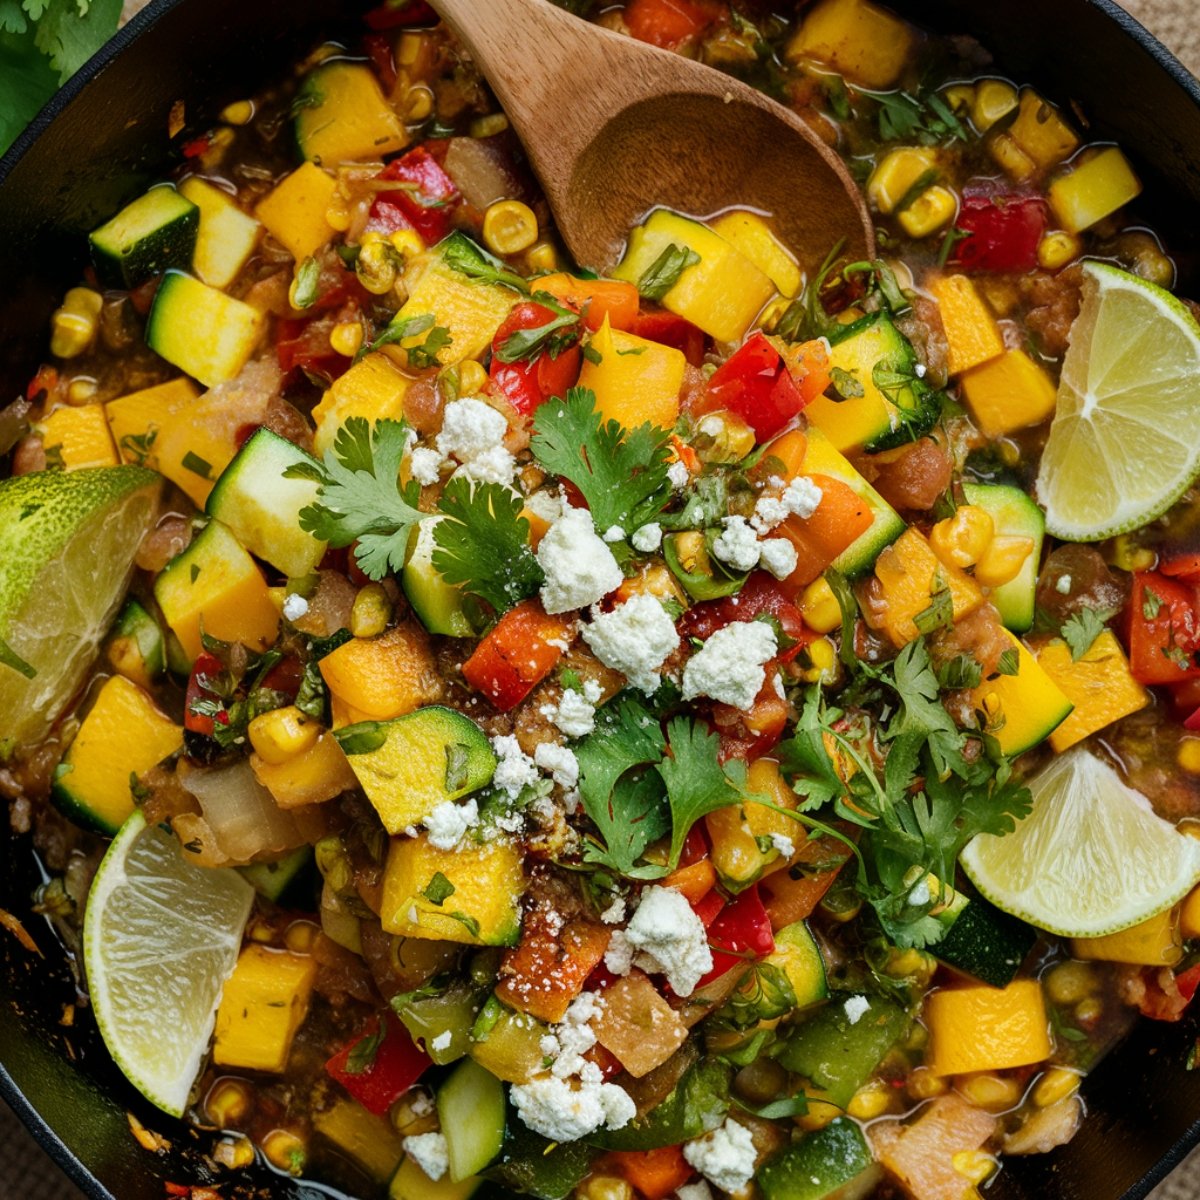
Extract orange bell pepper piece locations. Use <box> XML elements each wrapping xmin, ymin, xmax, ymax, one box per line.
<box><xmin>461</xmin><ymin>600</ymin><xmax>575</xmax><ymax>711</ymax></box>
<box><xmin>535</xmin><ymin>273</ymin><xmax>640</xmax><ymax>331</ymax></box>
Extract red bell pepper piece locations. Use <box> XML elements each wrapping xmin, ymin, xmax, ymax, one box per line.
<box><xmin>630</xmin><ymin>311</ymin><xmax>706</xmax><ymax>367</ymax></box>
<box><xmin>1160</xmin><ymin>551</ymin><xmax>1200</xmax><ymax>582</ymax></box>
<box><xmin>696</xmin><ymin>885</ymin><xmax>774</xmax><ymax>988</ymax></box>
<box><xmin>624</xmin><ymin>0</ymin><xmax>723</xmax><ymax>48</ymax></box>
<box><xmin>609</xmin><ymin>1146</ymin><xmax>694</xmax><ymax>1200</ymax></box>
<box><xmin>462</xmin><ymin>600</ymin><xmax>577</xmax><ymax>711</ymax></box>
<box><xmin>276</xmin><ymin>317</ymin><xmax>351</xmax><ymax>382</ymax></box>
<box><xmin>489</xmin><ymin>301</ymin><xmax>583</xmax><ymax>414</ymax></box>
<box><xmin>184</xmin><ymin>652</ymin><xmax>227</xmax><ymax>736</ymax></box>
<box><xmin>679</xmin><ymin>571</ymin><xmax>815</xmax><ymax>664</ymax></box>
<box><xmin>363</xmin><ymin>0</ymin><xmax>436</xmax><ymax>31</ymax></box>
<box><xmin>692</xmin><ymin>888</ymin><xmax>726</xmax><ymax>930</ymax></box>
<box><xmin>326</xmin><ymin>1011</ymin><xmax>430</xmax><ymax>1114</ymax></box>
<box><xmin>702</xmin><ymin>332</ymin><xmax>809</xmax><ymax>441</ymax></box>
<box><xmin>1177</xmin><ymin>963</ymin><xmax>1200</xmax><ymax>1005</ymax></box>
<box><xmin>1127</xmin><ymin>571</ymin><xmax>1200</xmax><ymax>686</ymax></box>
<box><xmin>375</xmin><ymin>146</ymin><xmax>460</xmax><ymax>245</ymax></box>
<box><xmin>953</xmin><ymin>188</ymin><xmax>1048</xmax><ymax>274</ymax></box>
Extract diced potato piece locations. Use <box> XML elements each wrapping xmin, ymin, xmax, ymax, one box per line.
<box><xmin>1072</xmin><ymin>907</ymin><xmax>1183</xmax><ymax>967</ymax></box>
<box><xmin>612</xmin><ymin>210</ymin><xmax>775</xmax><ymax>342</ymax></box>
<box><xmin>970</xmin><ymin>632</ymin><xmax>1073</xmax><ymax>757</ymax></box>
<box><xmin>930</xmin><ymin>275</ymin><xmax>1004</xmax><ymax>375</ymax></box>
<box><xmin>214</xmin><ymin>944</ymin><xmax>317</xmax><ymax>1073</ymax></box>
<box><xmin>593</xmin><ymin>972</ymin><xmax>688</xmax><ymax>1077</ymax></box>
<box><xmin>1048</xmin><ymin>146</ymin><xmax>1142</xmax><ymax>233</ymax></box>
<box><xmin>786</xmin><ymin>0</ymin><xmax>915</xmax><ymax>90</ymax></box>
<box><xmin>925</xmin><ymin>980</ymin><xmax>1051</xmax><ymax>1076</ymax></box>
<box><xmin>469</xmin><ymin>1007</ymin><xmax>548</xmax><ymax>1084</ymax></box>
<box><xmin>250</xmin><ymin>731</ymin><xmax>358</xmax><ymax>809</ymax></box>
<box><xmin>960</xmin><ymin>348</ymin><xmax>1057</xmax><ymax>438</ymax></box>
<box><xmin>319</xmin><ymin>624</ymin><xmax>442</xmax><ymax>722</ymax></box>
<box><xmin>577</xmin><ymin>315</ymin><xmax>686</xmax><ymax>431</ymax></box>
<box><xmin>255</xmin><ymin>162</ymin><xmax>337</xmax><ymax>260</ymax></box>
<box><xmin>710</xmin><ymin>211</ymin><xmax>802</xmax><ymax>298</ymax></box>
<box><xmin>1035</xmin><ymin>631</ymin><xmax>1150</xmax><ymax>753</ymax></box>
<box><xmin>311</xmin><ymin>353</ymin><xmax>413</xmax><ymax>456</ymax></box>
<box><xmin>105</xmin><ymin>378</ymin><xmax>199</xmax><ymax>470</ymax></box>
<box><xmin>39</xmin><ymin>405</ymin><xmax>118</xmax><ymax>470</ymax></box>
<box><xmin>1007</xmin><ymin>90</ymin><xmax>1080</xmax><ymax>170</ymax></box>
<box><xmin>869</xmin><ymin>528</ymin><xmax>985</xmax><ymax>647</ymax></box>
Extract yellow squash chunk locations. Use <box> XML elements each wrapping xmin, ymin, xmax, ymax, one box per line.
<box><xmin>612</xmin><ymin>210</ymin><xmax>774</xmax><ymax>342</ymax></box>
<box><xmin>1035</xmin><ymin>631</ymin><xmax>1150</xmax><ymax>753</ymax></box>
<box><xmin>469</xmin><ymin>1007</ymin><xmax>548</xmax><ymax>1084</ymax></box>
<box><xmin>1181</xmin><ymin>885</ymin><xmax>1200</xmax><ymax>941</ymax></box>
<box><xmin>314</xmin><ymin>1099</ymin><xmax>404</xmax><ymax>1183</ymax></box>
<box><xmin>391</xmin><ymin>258</ymin><xmax>517</xmax><ymax>367</ymax></box>
<box><xmin>1048</xmin><ymin>147</ymin><xmax>1142</xmax><ymax>234</ymax></box>
<box><xmin>214</xmin><ymin>944</ymin><xmax>317</xmax><ymax>1073</ymax></box>
<box><xmin>251</xmin><ymin>732</ymin><xmax>358</xmax><ymax>809</ymax></box>
<box><xmin>295</xmin><ymin>62</ymin><xmax>408</xmax><ymax>167</ymax></box>
<box><xmin>705</xmin><ymin>758</ymin><xmax>798</xmax><ymax>890</ymax></box>
<box><xmin>870</xmin><ymin>528</ymin><xmax>985</xmax><ymax>647</ymax></box>
<box><xmin>53</xmin><ymin>676</ymin><xmax>182</xmax><ymax>834</ymax></box>
<box><xmin>1072</xmin><ymin>907</ymin><xmax>1183</xmax><ymax>967</ymax></box>
<box><xmin>391</xmin><ymin>1156</ymin><xmax>481</xmax><ymax>1200</ymax></box>
<box><xmin>255</xmin><ymin>162</ymin><xmax>337</xmax><ymax>261</ymax></box>
<box><xmin>970</xmin><ymin>632</ymin><xmax>1073</xmax><ymax>757</ymax></box>
<box><xmin>785</xmin><ymin>0</ymin><xmax>914</xmax><ymax>90</ymax></box>
<box><xmin>710</xmin><ymin>211</ymin><xmax>802</xmax><ymax>298</ymax></box>
<box><xmin>925</xmin><ymin>980</ymin><xmax>1051</xmax><ymax>1076</ymax></box>
<box><xmin>1007</xmin><ymin>90</ymin><xmax>1080</xmax><ymax>170</ymax></box>
<box><xmin>380</xmin><ymin>833</ymin><xmax>525</xmax><ymax>946</ymax></box>
<box><xmin>930</xmin><ymin>275</ymin><xmax>1005</xmax><ymax>375</ymax></box>
<box><xmin>960</xmin><ymin>348</ymin><xmax>1057</xmax><ymax>439</ymax></box>
<box><xmin>319</xmin><ymin>625</ymin><xmax>442</xmax><ymax>722</ymax></box>
<box><xmin>311</xmin><ymin>352</ymin><xmax>413</xmax><ymax>456</ymax></box>
<box><xmin>179</xmin><ymin>176</ymin><xmax>262</xmax><ymax>290</ymax></box>
<box><xmin>154</xmin><ymin>519</ymin><xmax>279</xmax><ymax>662</ymax></box>
<box><xmin>577</xmin><ymin>316</ymin><xmax>686</xmax><ymax>432</ymax></box>
<box><xmin>39</xmin><ymin>405</ymin><xmax>118</xmax><ymax>470</ymax></box>
<box><xmin>105</xmin><ymin>378</ymin><xmax>199</xmax><ymax>470</ymax></box>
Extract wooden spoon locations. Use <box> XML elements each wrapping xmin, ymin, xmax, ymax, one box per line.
<box><xmin>428</xmin><ymin>0</ymin><xmax>874</xmax><ymax>276</ymax></box>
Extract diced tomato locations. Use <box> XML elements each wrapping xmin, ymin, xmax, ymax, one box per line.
<box><xmin>536</xmin><ymin>274</ymin><xmax>640</xmax><ymax>332</ymax></box>
<box><xmin>184</xmin><ymin>652</ymin><xmax>227</xmax><ymax>736</ymax></box>
<box><xmin>260</xmin><ymin>656</ymin><xmax>305</xmax><ymax>700</ymax></box>
<box><xmin>624</xmin><ymin>0</ymin><xmax>723</xmax><ymax>49</ymax></box>
<box><xmin>25</xmin><ymin>365</ymin><xmax>58</xmax><ymax>403</ymax></box>
<box><xmin>325</xmin><ymin>1012</ymin><xmax>430</xmax><ymax>1114</ymax></box>
<box><xmin>462</xmin><ymin>600</ymin><xmax>577</xmax><ymax>711</ymax></box>
<box><xmin>1160</xmin><ymin>551</ymin><xmax>1200</xmax><ymax>582</ymax></box>
<box><xmin>712</xmin><ymin>678</ymin><xmax>791</xmax><ymax>764</ymax></box>
<box><xmin>773</xmin><ymin>473</ymin><xmax>874</xmax><ymax>595</ymax></box>
<box><xmin>630</xmin><ymin>311</ymin><xmax>706</xmax><ymax>366</ymax></box>
<box><xmin>1171</xmin><ymin>676</ymin><xmax>1200</xmax><ymax>718</ymax></box>
<box><xmin>1178</xmin><ymin>964</ymin><xmax>1200</xmax><ymax>1004</ymax></box>
<box><xmin>701</xmin><ymin>332</ymin><xmax>810</xmax><ymax>441</ymax></box>
<box><xmin>679</xmin><ymin>571</ymin><xmax>814</xmax><ymax>663</ymax></box>
<box><xmin>952</xmin><ymin>188</ymin><xmax>1049</xmax><ymax>274</ymax></box>
<box><xmin>375</xmin><ymin>146</ymin><xmax>460</xmax><ymax>244</ymax></box>
<box><xmin>276</xmin><ymin>317</ymin><xmax>351</xmax><ymax>382</ymax></box>
<box><xmin>678</xmin><ymin>823</ymin><xmax>709</xmax><ymax>867</ymax></box>
<box><xmin>1135</xmin><ymin>964</ymin><xmax>1200</xmax><ymax>1023</ymax></box>
<box><xmin>489</xmin><ymin>301</ymin><xmax>582</xmax><ymax>414</ymax></box>
<box><xmin>608</xmin><ymin>1146</ymin><xmax>693</xmax><ymax>1200</ymax></box>
<box><xmin>363</xmin><ymin>196</ymin><xmax>418</xmax><ymax>239</ymax></box>
<box><xmin>696</xmin><ymin>885</ymin><xmax>774</xmax><ymax>988</ymax></box>
<box><xmin>180</xmin><ymin>134</ymin><xmax>210</xmax><ymax>160</ymax></box>
<box><xmin>362</xmin><ymin>32</ymin><xmax>398</xmax><ymax>91</ymax></box>
<box><xmin>1128</xmin><ymin>571</ymin><xmax>1200</xmax><ymax>686</ymax></box>
<box><xmin>692</xmin><ymin>888</ymin><xmax>726</xmax><ymax>930</ymax></box>
<box><xmin>363</xmin><ymin>0</ymin><xmax>436</xmax><ymax>30</ymax></box>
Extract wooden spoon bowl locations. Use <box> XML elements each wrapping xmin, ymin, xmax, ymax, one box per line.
<box><xmin>430</xmin><ymin>0</ymin><xmax>874</xmax><ymax>275</ymax></box>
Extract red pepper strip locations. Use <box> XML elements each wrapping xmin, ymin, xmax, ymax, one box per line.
<box><xmin>624</xmin><ymin>0</ymin><xmax>723</xmax><ymax>49</ymax></box>
<box><xmin>363</xmin><ymin>0</ymin><xmax>436</xmax><ymax>30</ymax></box>
<box><xmin>679</xmin><ymin>570</ymin><xmax>814</xmax><ymax>664</ymax></box>
<box><xmin>701</xmin><ymin>332</ymin><xmax>805</xmax><ymax>441</ymax></box>
<box><xmin>184</xmin><ymin>652</ymin><xmax>227</xmax><ymax>736</ymax></box>
<box><xmin>363</xmin><ymin>32</ymin><xmax>398</xmax><ymax>92</ymax></box>
<box><xmin>692</xmin><ymin>888</ymin><xmax>726</xmax><ymax>930</ymax></box>
<box><xmin>953</xmin><ymin>189</ymin><xmax>1048</xmax><ymax>274</ymax></box>
<box><xmin>326</xmin><ymin>1011</ymin><xmax>430</xmax><ymax>1115</ymax></box>
<box><xmin>713</xmin><ymin>677</ymin><xmax>791</xmax><ymax>765</ymax></box>
<box><xmin>1178</xmin><ymin>963</ymin><xmax>1200</xmax><ymax>1005</ymax></box>
<box><xmin>630</xmin><ymin>311</ymin><xmax>706</xmax><ymax>367</ymax></box>
<box><xmin>696</xmin><ymin>885</ymin><xmax>774</xmax><ymax>988</ymax></box>
<box><xmin>462</xmin><ymin>600</ymin><xmax>576</xmax><ymax>711</ymax></box>
<box><xmin>489</xmin><ymin>301</ymin><xmax>583</xmax><ymax>414</ymax></box>
<box><xmin>376</xmin><ymin>146</ymin><xmax>460</xmax><ymax>244</ymax></box>
<box><xmin>1128</xmin><ymin>571</ymin><xmax>1200</xmax><ymax>686</ymax></box>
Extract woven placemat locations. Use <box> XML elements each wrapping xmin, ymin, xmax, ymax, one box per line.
<box><xmin>3</xmin><ymin>0</ymin><xmax>1199</xmax><ymax>1197</ymax></box>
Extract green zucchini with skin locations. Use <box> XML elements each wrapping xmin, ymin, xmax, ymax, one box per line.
<box><xmin>90</xmin><ymin>185</ymin><xmax>199</xmax><ymax>289</ymax></box>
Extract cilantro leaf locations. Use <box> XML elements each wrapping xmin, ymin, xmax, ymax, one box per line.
<box><xmin>531</xmin><ymin>387</ymin><xmax>672</xmax><ymax>534</ymax></box>
<box><xmin>33</xmin><ymin>0</ymin><xmax>119</xmax><ymax>80</ymax></box>
<box><xmin>441</xmin><ymin>235</ymin><xmax>530</xmax><ymax>293</ymax></box>
<box><xmin>431</xmin><ymin>478</ymin><xmax>544</xmax><ymax>613</ymax></box>
<box><xmin>345</xmin><ymin>1022</ymin><xmax>387</xmax><ymax>1075</ymax></box>
<box><xmin>582</xmin><ymin>771</ymin><xmax>671</xmax><ymax>878</ymax></box>
<box><xmin>494</xmin><ymin>292</ymin><xmax>582</xmax><ymax>363</ymax></box>
<box><xmin>778</xmin><ymin>688</ymin><xmax>844</xmax><ymax>810</ymax></box>
<box><xmin>1062</xmin><ymin>605</ymin><xmax>1117</xmax><ymax>661</ymax></box>
<box><xmin>287</xmin><ymin>417</ymin><xmax>428</xmax><ymax>580</ymax></box>
<box><xmin>657</xmin><ymin>717</ymin><xmax>749</xmax><ymax>867</ymax></box>
<box><xmin>637</xmin><ymin>243</ymin><xmax>700</xmax><ymax>301</ymax></box>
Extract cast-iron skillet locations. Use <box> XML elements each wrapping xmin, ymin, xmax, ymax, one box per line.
<box><xmin>2</xmin><ymin>0</ymin><xmax>1200</xmax><ymax>1196</ymax></box>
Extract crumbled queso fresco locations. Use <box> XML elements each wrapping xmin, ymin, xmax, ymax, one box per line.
<box><xmin>536</xmin><ymin>508</ymin><xmax>624</xmax><ymax>614</ymax></box>
<box><xmin>682</xmin><ymin>619</ymin><xmax>779</xmax><ymax>711</ymax></box>
<box><xmin>582</xmin><ymin>593</ymin><xmax>681</xmax><ymax>693</ymax></box>
<box><xmin>604</xmin><ymin>886</ymin><xmax>714</xmax><ymax>997</ymax></box>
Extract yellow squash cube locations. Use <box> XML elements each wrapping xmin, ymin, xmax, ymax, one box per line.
<box><xmin>179</xmin><ymin>176</ymin><xmax>262</xmax><ymax>289</ymax></box>
<box><xmin>925</xmin><ymin>980</ymin><xmax>1051</xmax><ymax>1076</ymax></box>
<box><xmin>577</xmin><ymin>316</ymin><xmax>686</xmax><ymax>432</ymax></box>
<box><xmin>970</xmin><ymin>632</ymin><xmax>1073</xmax><ymax>757</ymax></box>
<box><xmin>931</xmin><ymin>274</ymin><xmax>1005</xmax><ymax>376</ymax></box>
<box><xmin>214</xmin><ymin>944</ymin><xmax>317</xmax><ymax>1073</ymax></box>
<box><xmin>960</xmin><ymin>348</ymin><xmax>1057</xmax><ymax>438</ymax></box>
<box><xmin>1008</xmin><ymin>90</ymin><xmax>1079</xmax><ymax>169</ymax></box>
<box><xmin>313</xmin><ymin>1099</ymin><xmax>404</xmax><ymax>1183</ymax></box>
<box><xmin>786</xmin><ymin>0</ymin><xmax>915</xmax><ymax>90</ymax></box>
<box><xmin>710</xmin><ymin>211</ymin><xmax>802</xmax><ymax>298</ymax></box>
<box><xmin>1035</xmin><ymin>631</ymin><xmax>1150</xmax><ymax>753</ymax></box>
<box><xmin>1073</xmin><ymin>907</ymin><xmax>1183</xmax><ymax>967</ymax></box>
<box><xmin>311</xmin><ymin>352</ymin><xmax>413</xmax><ymax>456</ymax></box>
<box><xmin>105</xmin><ymin>378</ymin><xmax>199</xmax><ymax>469</ymax></box>
<box><xmin>1048</xmin><ymin>146</ymin><xmax>1142</xmax><ymax>233</ymax></box>
<box><xmin>255</xmin><ymin>162</ymin><xmax>338</xmax><ymax>260</ymax></box>
<box><xmin>39</xmin><ymin>405</ymin><xmax>118</xmax><ymax>470</ymax></box>
<box><xmin>613</xmin><ymin>210</ymin><xmax>774</xmax><ymax>343</ymax></box>
<box><xmin>251</xmin><ymin>732</ymin><xmax>358</xmax><ymax>809</ymax></box>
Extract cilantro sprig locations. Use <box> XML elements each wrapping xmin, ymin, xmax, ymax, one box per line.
<box><xmin>494</xmin><ymin>292</ymin><xmax>582</xmax><ymax>364</ymax></box>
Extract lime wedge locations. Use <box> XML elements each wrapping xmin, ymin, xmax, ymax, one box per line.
<box><xmin>0</xmin><ymin>466</ymin><xmax>161</xmax><ymax>747</ymax></box>
<box><xmin>960</xmin><ymin>748</ymin><xmax>1200</xmax><ymax>939</ymax></box>
<box><xmin>83</xmin><ymin>810</ymin><xmax>254</xmax><ymax>1117</ymax></box>
<box><xmin>1036</xmin><ymin>262</ymin><xmax>1200</xmax><ymax>542</ymax></box>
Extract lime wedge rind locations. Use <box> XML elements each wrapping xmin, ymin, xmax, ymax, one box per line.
<box><xmin>960</xmin><ymin>748</ymin><xmax>1200</xmax><ymax>940</ymax></box>
<box><xmin>83</xmin><ymin>811</ymin><xmax>254</xmax><ymax>1117</ymax></box>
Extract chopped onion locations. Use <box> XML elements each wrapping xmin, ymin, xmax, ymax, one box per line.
<box><xmin>179</xmin><ymin>759</ymin><xmax>304</xmax><ymax>865</ymax></box>
<box><xmin>444</xmin><ymin>137</ymin><xmax>519</xmax><ymax>211</ymax></box>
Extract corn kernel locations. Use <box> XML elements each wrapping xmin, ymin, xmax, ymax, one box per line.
<box><xmin>525</xmin><ymin>241</ymin><xmax>559</xmax><ymax>274</ymax></box>
<box><xmin>797</xmin><ymin>636</ymin><xmax>838</xmax><ymax>685</ymax></box>
<box><xmin>1178</xmin><ymin>739</ymin><xmax>1200</xmax><ymax>775</ymax></box>
<box><xmin>284</xmin><ymin>920</ymin><xmax>320</xmax><ymax>954</ymax></box>
<box><xmin>907</xmin><ymin>1067</ymin><xmax>948</xmax><ymax>1100</ymax></box>
<box><xmin>697</xmin><ymin>410</ymin><xmax>756</xmax><ymax>463</ymax></box>
<box><xmin>51</xmin><ymin>310</ymin><xmax>98</xmax><ymax>359</ymax></box>
<box><xmin>942</xmin><ymin>84</ymin><xmax>975</xmax><ymax>115</ymax></box>
<box><xmin>1037</xmin><ymin>230</ymin><xmax>1082</xmax><ymax>271</ymax></box>
<box><xmin>1045</xmin><ymin>960</ymin><xmax>1096</xmax><ymax>1006</ymax></box>
<box><xmin>974</xmin><ymin>535</ymin><xmax>1034</xmax><ymax>588</ymax></box>
<box><xmin>356</xmin><ymin>237</ymin><xmax>401</xmax><ymax>296</ymax></box>
<box><xmin>329</xmin><ymin>321</ymin><xmax>364</xmax><ymax>358</ymax></box>
<box><xmin>213</xmin><ymin>1135</ymin><xmax>256</xmax><ymax>1170</ymax></box>
<box><xmin>867</xmin><ymin>146</ymin><xmax>939</xmax><ymax>215</ymax></box>
<box><xmin>885</xmin><ymin>946</ymin><xmax>936</xmax><ymax>984</ymax></box>
<box><xmin>847</xmin><ymin>1080</ymin><xmax>893</xmax><ymax>1120</ymax></box>
<box><xmin>988</xmin><ymin>131</ymin><xmax>1037</xmax><ymax>181</ymax></box>
<box><xmin>471</xmin><ymin>113</ymin><xmax>510</xmax><ymax>139</ymax></box>
<box><xmin>796</xmin><ymin>1097</ymin><xmax>842</xmax><ymax>1131</ymax></box>
<box><xmin>458</xmin><ymin>359</ymin><xmax>488</xmax><ymax>396</ymax></box>
<box><xmin>800</xmin><ymin>577</ymin><xmax>842</xmax><ymax>635</ymax></box>
<box><xmin>483</xmin><ymin>200</ymin><xmax>539</xmax><ymax>257</ymax></box>
<box><xmin>404</xmin><ymin>86</ymin><xmax>434</xmax><ymax>122</ymax></box>
<box><xmin>1032</xmin><ymin>1066</ymin><xmax>1081</xmax><ymax>1108</ymax></box>
<box><xmin>1074</xmin><ymin>996</ymin><xmax>1104</xmax><ymax>1025</ymax></box>
<box><xmin>930</xmin><ymin>505</ymin><xmax>995</xmax><ymax>570</ymax></box>
<box><xmin>1108</xmin><ymin>534</ymin><xmax>1157</xmax><ymax>573</ymax></box>
<box><xmin>325</xmin><ymin>203</ymin><xmax>352</xmax><ymax>233</ymax></box>
<box><xmin>350</xmin><ymin>583</ymin><xmax>393</xmax><ymax>639</ymax></box>
<box><xmin>389</xmin><ymin>228</ymin><xmax>426</xmax><ymax>259</ymax></box>
<box><xmin>206</xmin><ymin>1078</ymin><xmax>252</xmax><ymax>1128</ymax></box>
<box><xmin>953</xmin><ymin>1150</ymin><xmax>999</xmax><ymax>1185</ymax></box>
<box><xmin>673</xmin><ymin>531</ymin><xmax>709</xmax><ymax>575</ymax></box>
<box><xmin>578</xmin><ymin>1177</ymin><xmax>634</xmax><ymax>1200</ymax></box>
<box><xmin>262</xmin><ymin>1129</ymin><xmax>307</xmax><ymax>1176</ymax></box>
<box><xmin>972</xmin><ymin>80</ymin><xmax>1019</xmax><ymax>132</ymax></box>
<box><xmin>66</xmin><ymin>378</ymin><xmax>99</xmax><ymax>405</ymax></box>
<box><xmin>220</xmin><ymin>100</ymin><xmax>255</xmax><ymax>126</ymax></box>
<box><xmin>249</xmin><ymin>706</ymin><xmax>320</xmax><ymax>765</ymax></box>
<box><xmin>898</xmin><ymin>185</ymin><xmax>958</xmax><ymax>239</ymax></box>
<box><xmin>397</xmin><ymin>32</ymin><xmax>424</xmax><ymax>65</ymax></box>
<box><xmin>957</xmin><ymin>1073</ymin><xmax>1022</xmax><ymax>1112</ymax></box>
